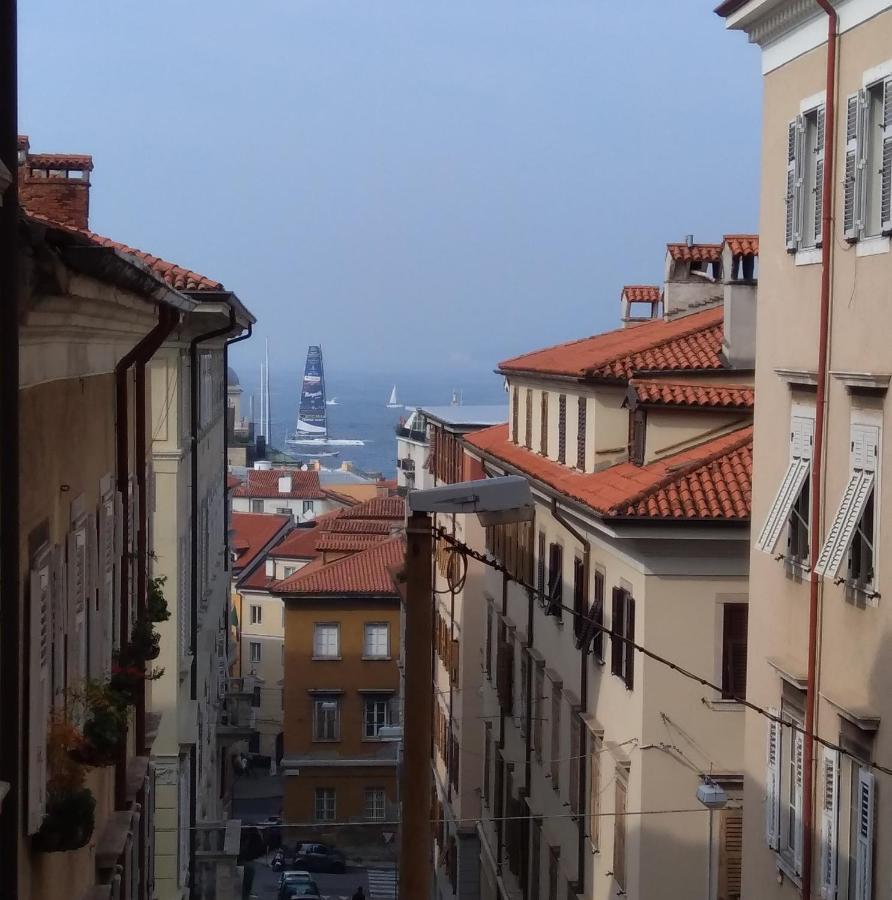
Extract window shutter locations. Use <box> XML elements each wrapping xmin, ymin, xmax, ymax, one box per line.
<box><xmin>786</xmin><ymin>118</ymin><xmax>801</xmax><ymax>250</ymax></box>
<box><xmin>852</xmin><ymin>423</ymin><xmax>879</xmax><ymax>473</ymax></box>
<box><xmin>98</xmin><ymin>494</ymin><xmax>117</xmax><ymax>676</ymax></box>
<box><xmin>757</xmin><ymin>458</ymin><xmax>810</xmax><ymax>554</ymax></box>
<box><xmin>114</xmin><ymin>490</ymin><xmax>123</xmax><ymax>654</ymax></box>
<box><xmin>819</xmin><ymin>747</ymin><xmax>839</xmax><ymax>899</ymax></box>
<box><xmin>27</xmin><ymin>553</ymin><xmax>51</xmax><ymax>835</ymax></box>
<box><xmin>883</xmin><ymin>79</ymin><xmax>892</xmax><ymax>233</ymax></box>
<box><xmin>85</xmin><ymin>512</ymin><xmax>101</xmax><ymax>680</ymax></box>
<box><xmin>610</xmin><ymin>588</ymin><xmax>624</xmax><ymax>678</ymax></box>
<box><xmin>51</xmin><ymin>545</ymin><xmax>67</xmax><ymax>707</ymax></box>
<box><xmin>814</xmin><ymin>105</ymin><xmax>825</xmax><ymax>245</ymax></box>
<box><xmin>623</xmin><ymin>596</ymin><xmax>635</xmax><ymax>690</ymax></box>
<box><xmin>793</xmin><ymin>727</ymin><xmax>804</xmax><ymax>873</ymax></box>
<box><xmin>765</xmin><ymin>709</ymin><xmax>781</xmax><ymax>850</ymax></box>
<box><xmin>854</xmin><ymin>768</ymin><xmax>875</xmax><ymax>900</ymax></box>
<box><xmin>717</xmin><ymin>807</ymin><xmax>743</xmax><ymax>900</ymax></box>
<box><xmin>792</xmin><ymin>415</ymin><xmax>815</xmax><ymax>461</ymax></box>
<box><xmin>844</xmin><ymin>94</ymin><xmax>860</xmax><ymax>240</ymax></box>
<box><xmin>814</xmin><ymin>471</ymin><xmax>874</xmax><ymax>578</ymax></box>
<box><xmin>67</xmin><ymin>522</ymin><xmax>88</xmax><ymax>694</ymax></box>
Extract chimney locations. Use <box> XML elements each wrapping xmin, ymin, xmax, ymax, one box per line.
<box><xmin>265</xmin><ymin>559</ymin><xmax>275</xmax><ymax>577</ymax></box>
<box><xmin>721</xmin><ymin>236</ymin><xmax>759</xmax><ymax>369</ymax></box>
<box><xmin>278</xmin><ymin>475</ymin><xmax>292</xmax><ymax>494</ymax></box>
<box><xmin>620</xmin><ymin>285</ymin><xmax>662</xmax><ymax>329</ymax></box>
<box><xmin>17</xmin><ymin>136</ymin><xmax>93</xmax><ymax>230</ymax></box>
<box><xmin>662</xmin><ymin>239</ymin><xmax>724</xmax><ymax>320</ymax></box>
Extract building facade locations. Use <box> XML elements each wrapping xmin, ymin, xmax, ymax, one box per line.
<box><xmin>719</xmin><ymin>2</ymin><xmax>892</xmax><ymax>898</ymax></box>
<box><xmin>231</xmin><ymin>465</ymin><xmax>335</xmax><ymax>524</ymax></box>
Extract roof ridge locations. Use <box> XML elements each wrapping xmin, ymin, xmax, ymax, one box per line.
<box><xmin>607</xmin><ymin>426</ymin><xmax>753</xmax><ymax>515</ymax></box>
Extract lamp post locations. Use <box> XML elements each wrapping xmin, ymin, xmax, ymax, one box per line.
<box><xmin>400</xmin><ymin>476</ymin><xmax>533</xmax><ymax>899</ymax></box>
<box><xmin>696</xmin><ymin>779</ymin><xmax>728</xmax><ymax>900</ymax></box>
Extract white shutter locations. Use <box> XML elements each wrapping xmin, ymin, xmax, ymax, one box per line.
<box><xmin>793</xmin><ymin>727</ymin><xmax>805</xmax><ymax>874</ymax></box>
<box><xmin>819</xmin><ymin>747</ymin><xmax>839</xmax><ymax>899</ymax></box>
<box><xmin>814</xmin><ymin>105</ymin><xmax>826</xmax><ymax>245</ymax></box>
<box><xmin>27</xmin><ymin>552</ymin><xmax>51</xmax><ymax>835</ymax></box>
<box><xmin>98</xmin><ymin>493</ymin><xmax>116</xmax><ymax>676</ymax></box>
<box><xmin>792</xmin><ymin>415</ymin><xmax>815</xmax><ymax>461</ymax></box>
<box><xmin>757</xmin><ymin>459</ymin><xmax>810</xmax><ymax>554</ymax></box>
<box><xmin>882</xmin><ymin>79</ymin><xmax>892</xmax><ymax>233</ymax></box>
<box><xmin>786</xmin><ymin>118</ymin><xmax>803</xmax><ymax>250</ymax></box>
<box><xmin>766</xmin><ymin>709</ymin><xmax>781</xmax><ymax>850</ymax></box>
<box><xmin>852</xmin><ymin>424</ymin><xmax>879</xmax><ymax>473</ymax></box>
<box><xmin>814</xmin><ymin>472</ymin><xmax>874</xmax><ymax>578</ymax></box>
<box><xmin>85</xmin><ymin>512</ymin><xmax>101</xmax><ymax>680</ymax></box>
<box><xmin>67</xmin><ymin>522</ymin><xmax>88</xmax><ymax>693</ymax></box>
<box><xmin>114</xmin><ymin>490</ymin><xmax>123</xmax><ymax>654</ymax></box>
<box><xmin>854</xmin><ymin>768</ymin><xmax>875</xmax><ymax>900</ymax></box>
<box><xmin>844</xmin><ymin>93</ymin><xmax>862</xmax><ymax>240</ymax></box>
<box><xmin>51</xmin><ymin>545</ymin><xmax>67</xmax><ymax>707</ymax></box>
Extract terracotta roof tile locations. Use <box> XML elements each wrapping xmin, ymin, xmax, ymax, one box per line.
<box><xmin>499</xmin><ymin>307</ymin><xmax>724</xmax><ymax>381</ymax></box>
<box><xmin>464</xmin><ymin>423</ymin><xmax>752</xmax><ymax>521</ymax></box>
<box><xmin>667</xmin><ymin>242</ymin><xmax>723</xmax><ymax>262</ymax></box>
<box><xmin>629</xmin><ymin>379</ymin><xmax>754</xmax><ymax>410</ymax></box>
<box><xmin>329</xmin><ymin>519</ymin><xmax>395</xmax><ymax>535</ymax></box>
<box><xmin>231</xmin><ymin>513</ymin><xmax>292</xmax><ymax>573</ymax></box>
<box><xmin>233</xmin><ymin>468</ymin><xmax>325</xmax><ymax>500</ymax></box>
<box><xmin>273</xmin><ymin>536</ymin><xmax>405</xmax><ymax>595</ymax></box>
<box><xmin>622</xmin><ymin>285</ymin><xmax>661</xmax><ymax>302</ymax></box>
<box><xmin>227</xmin><ymin>473</ymin><xmax>242</xmax><ymax>490</ymax></box>
<box><xmin>339</xmin><ymin>496</ymin><xmax>405</xmax><ymax>520</ymax></box>
<box><xmin>270</xmin><ymin>526</ymin><xmax>325</xmax><ymax>560</ymax></box>
<box><xmin>314</xmin><ymin>532</ymin><xmax>391</xmax><ymax>553</ymax></box>
<box><xmin>323</xmin><ymin>488</ymin><xmax>359</xmax><ymax>507</ymax></box>
<box><xmin>724</xmin><ymin>234</ymin><xmax>759</xmax><ymax>257</ymax></box>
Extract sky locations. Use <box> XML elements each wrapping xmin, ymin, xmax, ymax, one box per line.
<box><xmin>19</xmin><ymin>1</ymin><xmax>762</xmax><ymax>379</ymax></box>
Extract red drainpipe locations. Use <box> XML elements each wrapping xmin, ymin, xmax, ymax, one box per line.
<box><xmin>802</xmin><ymin>3</ymin><xmax>837</xmax><ymax>897</ymax></box>
<box><xmin>114</xmin><ymin>305</ymin><xmax>178</xmax><ymax>804</ymax></box>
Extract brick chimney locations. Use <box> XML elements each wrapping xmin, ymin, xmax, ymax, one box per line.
<box><xmin>17</xmin><ymin>135</ymin><xmax>93</xmax><ymax>230</ymax></box>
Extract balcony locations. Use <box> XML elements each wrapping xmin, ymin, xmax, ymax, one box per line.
<box><xmin>397</xmin><ymin>457</ymin><xmax>416</xmax><ymax>473</ymax></box>
<box><xmin>395</xmin><ymin>424</ymin><xmax>427</xmax><ymax>442</ymax></box>
<box><xmin>217</xmin><ymin>676</ymin><xmax>258</xmax><ymax>742</ymax></box>
<box><xmin>193</xmin><ymin>819</ymin><xmax>244</xmax><ymax>900</ymax></box>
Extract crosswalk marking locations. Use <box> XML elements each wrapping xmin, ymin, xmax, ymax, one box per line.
<box><xmin>367</xmin><ymin>868</ymin><xmax>397</xmax><ymax>899</ymax></box>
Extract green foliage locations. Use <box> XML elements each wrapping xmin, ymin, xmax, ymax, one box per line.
<box><xmin>148</xmin><ymin>575</ymin><xmax>171</xmax><ymax>623</ymax></box>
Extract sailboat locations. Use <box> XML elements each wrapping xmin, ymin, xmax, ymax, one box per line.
<box><xmin>386</xmin><ymin>385</ymin><xmax>400</xmax><ymax>408</ymax></box>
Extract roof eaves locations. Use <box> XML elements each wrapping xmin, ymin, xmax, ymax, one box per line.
<box><xmin>184</xmin><ymin>289</ymin><xmax>256</xmax><ymax>327</ymax></box>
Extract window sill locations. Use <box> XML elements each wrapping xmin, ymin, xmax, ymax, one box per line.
<box><xmin>362</xmin><ymin>655</ymin><xmax>392</xmax><ymax>661</ymax></box>
<box><xmin>843</xmin><ymin>580</ymin><xmax>880</xmax><ymax>607</ymax></box>
<box><xmin>783</xmin><ymin>558</ymin><xmax>811</xmax><ymax>580</ymax></box>
<box><xmin>703</xmin><ymin>698</ymin><xmax>746</xmax><ymax>712</ymax></box>
<box><xmin>312</xmin><ymin>656</ymin><xmax>342</xmax><ymax>662</ymax></box>
<box><xmin>794</xmin><ymin>247</ymin><xmax>822</xmax><ymax>266</ymax></box>
<box><xmin>775</xmin><ymin>853</ymin><xmax>802</xmax><ymax>888</ymax></box>
<box><xmin>311</xmin><ymin>738</ymin><xmax>341</xmax><ymax>743</ymax></box>
<box><xmin>856</xmin><ymin>235</ymin><xmax>890</xmax><ymax>257</ymax></box>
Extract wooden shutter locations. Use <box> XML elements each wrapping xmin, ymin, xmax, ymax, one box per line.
<box><xmin>765</xmin><ymin>709</ymin><xmax>781</xmax><ymax>850</ymax></box>
<box><xmin>592</xmin><ymin>571</ymin><xmax>604</xmax><ymax>661</ymax></box>
<box><xmin>814</xmin><ymin>105</ymin><xmax>826</xmax><ymax>245</ymax></box>
<box><xmin>576</xmin><ymin>397</ymin><xmax>586</xmax><ymax>471</ymax></box>
<box><xmin>512</xmin><ymin>387</ymin><xmax>519</xmax><ymax>443</ymax></box>
<box><xmin>610</xmin><ymin>588</ymin><xmax>624</xmax><ymax>678</ymax></box>
<box><xmin>721</xmin><ymin>604</ymin><xmax>748</xmax><ymax>700</ymax></box>
<box><xmin>786</xmin><ymin>117</ymin><xmax>802</xmax><ymax>250</ymax></box>
<box><xmin>51</xmin><ymin>545</ymin><xmax>67</xmax><ymax>707</ymax></box>
<box><xmin>572</xmin><ymin>557</ymin><xmax>586</xmax><ymax>640</ymax></box>
<box><xmin>27</xmin><ymin>551</ymin><xmax>51</xmax><ymax>835</ymax></box>
<box><xmin>547</xmin><ymin>543</ymin><xmax>563</xmax><ymax>619</ymax></box>
<box><xmin>718</xmin><ymin>808</ymin><xmax>743</xmax><ymax>900</ymax></box>
<box><xmin>844</xmin><ymin>93</ymin><xmax>863</xmax><ymax>240</ymax></box>
<box><xmin>537</xmin><ymin>531</ymin><xmax>546</xmax><ymax>600</ymax></box>
<box><xmin>854</xmin><ymin>768</ymin><xmax>875</xmax><ymax>900</ymax></box>
<box><xmin>623</xmin><ymin>595</ymin><xmax>635</xmax><ymax>690</ymax></box>
<box><xmin>98</xmin><ymin>493</ymin><xmax>117</xmax><ymax>677</ymax></box>
<box><xmin>793</xmin><ymin>727</ymin><xmax>805</xmax><ymax>873</ymax></box>
<box><xmin>540</xmin><ymin>392</ymin><xmax>549</xmax><ymax>456</ymax></box>
<box><xmin>85</xmin><ymin>511</ymin><xmax>101</xmax><ymax>680</ymax></box>
<box><xmin>557</xmin><ymin>394</ymin><xmax>566</xmax><ymax>464</ymax></box>
<box><xmin>883</xmin><ymin>79</ymin><xmax>892</xmax><ymax>233</ymax></box>
<box><xmin>67</xmin><ymin>520</ymin><xmax>88</xmax><ymax>694</ymax></box>
<box><xmin>613</xmin><ymin>777</ymin><xmax>627</xmax><ymax>890</ymax></box>
<box><xmin>819</xmin><ymin>747</ymin><xmax>839</xmax><ymax>899</ymax></box>
<box><xmin>525</xmin><ymin>388</ymin><xmax>533</xmax><ymax>448</ymax></box>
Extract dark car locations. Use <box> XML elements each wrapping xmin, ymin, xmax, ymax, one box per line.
<box><xmin>284</xmin><ymin>885</ymin><xmax>321</xmax><ymax>900</ymax></box>
<box><xmin>291</xmin><ymin>842</ymin><xmax>347</xmax><ymax>873</ymax></box>
<box><xmin>277</xmin><ymin>871</ymin><xmax>318</xmax><ymax>900</ymax></box>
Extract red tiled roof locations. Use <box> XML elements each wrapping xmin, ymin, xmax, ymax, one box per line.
<box><xmin>724</xmin><ymin>234</ymin><xmax>759</xmax><ymax>257</ymax></box>
<box><xmin>273</xmin><ymin>536</ymin><xmax>405</xmax><ymax>595</ymax></box>
<box><xmin>233</xmin><ymin>468</ymin><xmax>325</xmax><ymax>500</ymax></box>
<box><xmin>329</xmin><ymin>518</ymin><xmax>394</xmax><ymax>535</ymax></box>
<box><xmin>622</xmin><ymin>285</ymin><xmax>661</xmax><ymax>302</ymax></box>
<box><xmin>231</xmin><ymin>513</ymin><xmax>291</xmax><ymax>572</ymax></box>
<box><xmin>499</xmin><ymin>307</ymin><xmax>724</xmax><ymax>381</ymax></box>
<box><xmin>27</xmin><ymin>153</ymin><xmax>93</xmax><ymax>171</ymax></box>
<box><xmin>227</xmin><ymin>473</ymin><xmax>242</xmax><ymax>490</ymax></box>
<box><xmin>629</xmin><ymin>379</ymin><xmax>754</xmax><ymax>410</ymax></box>
<box><xmin>464</xmin><ymin>423</ymin><xmax>752</xmax><ymax>521</ymax></box>
<box><xmin>667</xmin><ymin>242</ymin><xmax>723</xmax><ymax>262</ymax></box>
<box><xmin>340</xmin><ymin>496</ymin><xmax>405</xmax><ymax>520</ymax></box>
<box><xmin>270</xmin><ymin>526</ymin><xmax>325</xmax><ymax>560</ymax></box>
<box><xmin>314</xmin><ymin>532</ymin><xmax>390</xmax><ymax>553</ymax></box>
<box><xmin>323</xmin><ymin>488</ymin><xmax>358</xmax><ymax>508</ymax></box>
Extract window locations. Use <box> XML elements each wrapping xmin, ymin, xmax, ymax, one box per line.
<box><xmin>847</xmin><ymin>763</ymin><xmax>876</xmax><ymax>899</ymax></box>
<box><xmin>550</xmin><ymin>682</ymin><xmax>562</xmax><ymax>789</ymax></box>
<box><xmin>249</xmin><ymin>641</ymin><xmax>261</xmax><ymax>663</ymax></box>
<box><xmin>540</xmin><ymin>392</ymin><xmax>549</xmax><ymax>456</ymax></box>
<box><xmin>536</xmin><ymin>531</ymin><xmax>546</xmax><ymax>601</ymax></box>
<box><xmin>530</xmin><ymin>818</ymin><xmax>542</xmax><ymax>900</ymax></box>
<box><xmin>815</xmin><ymin>424</ymin><xmax>879</xmax><ymax>589</ymax></box>
<box><xmin>483</xmin><ymin>722</ymin><xmax>492</xmax><ymax>806</ymax></box>
<box><xmin>610</xmin><ymin>587</ymin><xmax>635</xmax><ymax>690</ymax></box>
<box><xmin>547</xmin><ymin>846</ymin><xmax>560</xmax><ymax>900</ymax></box>
<box><xmin>313</xmin><ymin>697</ymin><xmax>340</xmax><ymax>741</ymax></box>
<box><xmin>766</xmin><ymin>704</ymin><xmax>804</xmax><ymax>873</ymax></box>
<box><xmin>313</xmin><ymin>623</ymin><xmax>339</xmax><ymax>658</ymax></box>
<box><xmin>721</xmin><ymin>603</ymin><xmax>748</xmax><ymax>700</ymax></box>
<box><xmin>363</xmin><ymin>623</ymin><xmax>389</xmax><ymax>658</ymax></box>
<box><xmin>785</xmin><ymin>105</ymin><xmax>826</xmax><ymax>250</ymax></box>
<box><xmin>250</xmin><ymin>499</ymin><xmax>264</xmax><ymax>513</ymax></box>
<box><xmin>364</xmin><ymin>788</ymin><xmax>386</xmax><ymax>822</ymax></box>
<box><xmin>592</xmin><ymin>570</ymin><xmax>605</xmax><ymax>661</ymax></box>
<box><xmin>589</xmin><ymin>732</ymin><xmax>603</xmax><ymax>851</ymax></box>
<box><xmin>533</xmin><ymin>663</ymin><xmax>545</xmax><ymax>763</ymax></box>
<box><xmin>718</xmin><ymin>807</ymin><xmax>743</xmax><ymax>900</ymax></box>
<box><xmin>572</xmin><ymin>557</ymin><xmax>586</xmax><ymax>640</ymax></box>
<box><xmin>519</xmin><ymin>652</ymin><xmax>529</xmax><ymax>737</ymax></box>
<box><xmin>363</xmin><ymin>696</ymin><xmax>390</xmax><ymax>738</ymax></box>
<box><xmin>314</xmin><ymin>787</ymin><xmax>336</xmax><ymax>821</ymax></box>
<box><xmin>283</xmin><ymin>566</ymin><xmax>296</xmax><ymax>578</ymax></box>
<box><xmin>757</xmin><ymin>415</ymin><xmax>814</xmax><ymax>560</ymax></box>
<box><xmin>557</xmin><ymin>394</ymin><xmax>567</xmax><ymax>464</ymax></box>
<box><xmin>629</xmin><ymin>408</ymin><xmax>646</xmax><ymax>466</ymax></box>
<box><xmin>512</xmin><ymin>387</ymin><xmax>519</xmax><ymax>443</ymax></box>
<box><xmin>843</xmin><ymin>80</ymin><xmax>892</xmax><ymax>242</ymax></box>
<box><xmin>547</xmin><ymin>543</ymin><xmax>563</xmax><ymax>620</ymax></box>
<box><xmin>576</xmin><ymin>397</ymin><xmax>586</xmax><ymax>471</ymax></box>
<box><xmin>252</xmin><ymin>686</ymin><xmax>261</xmax><ymax>708</ymax></box>
<box><xmin>250</xmin><ymin>604</ymin><xmax>262</xmax><ymax>625</ymax></box>
<box><xmin>302</xmin><ymin>500</ymin><xmax>314</xmax><ymax>515</ymax></box>
<box><xmin>525</xmin><ymin>388</ymin><xmax>533</xmax><ymax>448</ymax></box>
<box><xmin>614</xmin><ymin>769</ymin><xmax>628</xmax><ymax>890</ymax></box>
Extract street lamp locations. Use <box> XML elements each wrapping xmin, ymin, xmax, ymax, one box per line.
<box><xmin>696</xmin><ymin>778</ymin><xmax>728</xmax><ymax>900</ymax></box>
<box><xmin>400</xmin><ymin>476</ymin><xmax>533</xmax><ymax>900</ymax></box>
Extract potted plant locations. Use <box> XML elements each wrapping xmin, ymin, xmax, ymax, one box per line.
<box><xmin>74</xmin><ymin>681</ymin><xmax>128</xmax><ymax>766</ymax></box>
<box><xmin>147</xmin><ymin>575</ymin><xmax>170</xmax><ymax>624</ymax></box>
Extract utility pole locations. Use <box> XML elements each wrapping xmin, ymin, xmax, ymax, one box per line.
<box><xmin>399</xmin><ymin>511</ymin><xmax>434</xmax><ymax>899</ymax></box>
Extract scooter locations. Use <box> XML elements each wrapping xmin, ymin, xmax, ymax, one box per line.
<box><xmin>271</xmin><ymin>847</ymin><xmax>286</xmax><ymax>871</ymax></box>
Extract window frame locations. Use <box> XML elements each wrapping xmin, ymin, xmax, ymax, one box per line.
<box><xmin>314</xmin><ymin>787</ymin><xmax>336</xmax><ymax>822</ymax></box>
<box><xmin>363</xmin><ymin>622</ymin><xmax>390</xmax><ymax>659</ymax></box>
<box><xmin>313</xmin><ymin>696</ymin><xmax>341</xmax><ymax>742</ymax></box>
<box><xmin>313</xmin><ymin>622</ymin><xmax>340</xmax><ymax>659</ymax></box>
<box><xmin>249</xmin><ymin>641</ymin><xmax>261</xmax><ymax>663</ymax></box>
<box><xmin>721</xmin><ymin>603</ymin><xmax>748</xmax><ymax>700</ymax></box>
<box><xmin>364</xmin><ymin>788</ymin><xmax>386</xmax><ymax>822</ymax></box>
<box><xmin>250</xmin><ymin>604</ymin><xmax>262</xmax><ymax>625</ymax></box>
<box><xmin>363</xmin><ymin>695</ymin><xmax>391</xmax><ymax>739</ymax></box>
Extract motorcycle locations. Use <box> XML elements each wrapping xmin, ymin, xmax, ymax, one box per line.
<box><xmin>271</xmin><ymin>848</ymin><xmax>286</xmax><ymax>871</ymax></box>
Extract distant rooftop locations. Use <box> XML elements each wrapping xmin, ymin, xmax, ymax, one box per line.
<box><xmin>419</xmin><ymin>405</ymin><xmax>508</xmax><ymax>428</ymax></box>
<box><xmin>318</xmin><ymin>469</ymin><xmax>376</xmax><ymax>485</ymax></box>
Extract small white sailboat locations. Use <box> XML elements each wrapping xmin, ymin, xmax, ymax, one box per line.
<box><xmin>326</xmin><ymin>397</ymin><xmax>338</xmax><ymax>406</ymax></box>
<box><xmin>386</xmin><ymin>385</ymin><xmax>400</xmax><ymax>408</ymax></box>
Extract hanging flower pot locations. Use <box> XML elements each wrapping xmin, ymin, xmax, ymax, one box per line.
<box><xmin>32</xmin><ymin>788</ymin><xmax>96</xmax><ymax>852</ymax></box>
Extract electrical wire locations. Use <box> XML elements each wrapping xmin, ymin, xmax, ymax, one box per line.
<box><xmin>433</xmin><ymin>527</ymin><xmax>892</xmax><ymax>780</ymax></box>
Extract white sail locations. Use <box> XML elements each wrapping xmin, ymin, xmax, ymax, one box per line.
<box><xmin>387</xmin><ymin>385</ymin><xmax>399</xmax><ymax>407</ymax></box>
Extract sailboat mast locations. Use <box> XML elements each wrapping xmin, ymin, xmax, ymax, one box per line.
<box><xmin>264</xmin><ymin>339</ymin><xmax>271</xmax><ymax>443</ymax></box>
<box><xmin>259</xmin><ymin>362</ymin><xmax>265</xmax><ymax>437</ymax></box>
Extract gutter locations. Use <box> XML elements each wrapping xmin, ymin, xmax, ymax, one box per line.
<box><xmin>223</xmin><ymin>320</ymin><xmax>252</xmax><ymax>556</ymax></box>
<box><xmin>550</xmin><ymin>497</ymin><xmax>589</xmax><ymax>896</ymax></box>
<box><xmin>802</xmin><ymin>4</ymin><xmax>837</xmax><ymax>898</ymax></box>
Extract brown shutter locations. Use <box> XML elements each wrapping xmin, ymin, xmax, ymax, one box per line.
<box><xmin>572</xmin><ymin>557</ymin><xmax>586</xmax><ymax>639</ymax></box>
<box><xmin>718</xmin><ymin>808</ymin><xmax>743</xmax><ymax>900</ymax></box>
<box><xmin>576</xmin><ymin>396</ymin><xmax>587</xmax><ymax>470</ymax></box>
<box><xmin>593</xmin><ymin>571</ymin><xmax>605</xmax><ymax>661</ymax></box>
<box><xmin>624</xmin><ymin>596</ymin><xmax>635</xmax><ymax>690</ymax></box>
<box><xmin>722</xmin><ymin>603</ymin><xmax>748</xmax><ymax>699</ymax></box>
<box><xmin>613</xmin><ymin>776</ymin><xmax>627</xmax><ymax>890</ymax></box>
<box><xmin>512</xmin><ymin>388</ymin><xmax>519</xmax><ymax>443</ymax></box>
<box><xmin>540</xmin><ymin>392</ymin><xmax>549</xmax><ymax>456</ymax></box>
<box><xmin>610</xmin><ymin>588</ymin><xmax>624</xmax><ymax>677</ymax></box>
<box><xmin>497</xmin><ymin>641</ymin><xmax>515</xmax><ymax>713</ymax></box>
<box><xmin>557</xmin><ymin>394</ymin><xmax>567</xmax><ymax>464</ymax></box>
<box><xmin>525</xmin><ymin>388</ymin><xmax>533</xmax><ymax>447</ymax></box>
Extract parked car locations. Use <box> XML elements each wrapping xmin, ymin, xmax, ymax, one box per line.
<box><xmin>291</xmin><ymin>842</ymin><xmax>347</xmax><ymax>873</ymax></box>
<box><xmin>277</xmin><ymin>871</ymin><xmax>316</xmax><ymax>900</ymax></box>
<box><xmin>284</xmin><ymin>886</ymin><xmax>321</xmax><ymax>900</ymax></box>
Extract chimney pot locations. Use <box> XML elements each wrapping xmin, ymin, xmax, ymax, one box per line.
<box><xmin>685</xmin><ymin>234</ymin><xmax>694</xmax><ymax>248</ymax></box>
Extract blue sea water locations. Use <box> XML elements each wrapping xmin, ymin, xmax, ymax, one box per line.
<box><xmin>235</xmin><ymin>366</ymin><xmax>507</xmax><ymax>477</ymax></box>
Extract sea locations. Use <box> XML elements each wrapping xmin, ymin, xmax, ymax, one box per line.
<box><xmin>235</xmin><ymin>366</ymin><xmax>508</xmax><ymax>478</ymax></box>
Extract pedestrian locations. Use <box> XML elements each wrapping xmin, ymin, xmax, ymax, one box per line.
<box><xmin>352</xmin><ymin>887</ymin><xmax>365</xmax><ymax>900</ymax></box>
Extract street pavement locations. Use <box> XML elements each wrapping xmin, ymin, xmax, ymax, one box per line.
<box><xmin>248</xmin><ymin>860</ymin><xmax>397</xmax><ymax>900</ymax></box>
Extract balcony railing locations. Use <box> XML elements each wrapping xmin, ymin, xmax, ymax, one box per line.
<box><xmin>217</xmin><ymin>676</ymin><xmax>258</xmax><ymax>741</ymax></box>
<box><xmin>395</xmin><ymin>425</ymin><xmax>427</xmax><ymax>442</ymax></box>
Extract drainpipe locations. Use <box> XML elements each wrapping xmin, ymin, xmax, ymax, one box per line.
<box><xmin>223</xmin><ymin>322</ymin><xmax>251</xmax><ymax>552</ymax></box>
<box><xmin>0</xmin><ymin>0</ymin><xmax>19</xmax><ymax>891</ymax></box>
<box><xmin>115</xmin><ymin>305</ymin><xmax>179</xmax><ymax>805</ymax></box>
<box><xmin>523</xmin><ymin>528</ymin><xmax>535</xmax><ymax>899</ymax></box>
<box><xmin>188</xmin><ymin>306</ymin><xmax>237</xmax><ymax>898</ymax></box>
<box><xmin>802</xmin><ymin>4</ymin><xmax>837</xmax><ymax>898</ymax></box>
<box><xmin>551</xmin><ymin>498</ymin><xmax>589</xmax><ymax>896</ymax></box>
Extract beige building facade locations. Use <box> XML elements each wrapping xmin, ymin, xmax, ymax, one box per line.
<box><xmin>719</xmin><ymin>2</ymin><xmax>892</xmax><ymax>898</ymax></box>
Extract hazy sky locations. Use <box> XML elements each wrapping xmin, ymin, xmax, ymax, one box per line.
<box><xmin>19</xmin><ymin>1</ymin><xmax>761</xmax><ymax>378</ymax></box>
